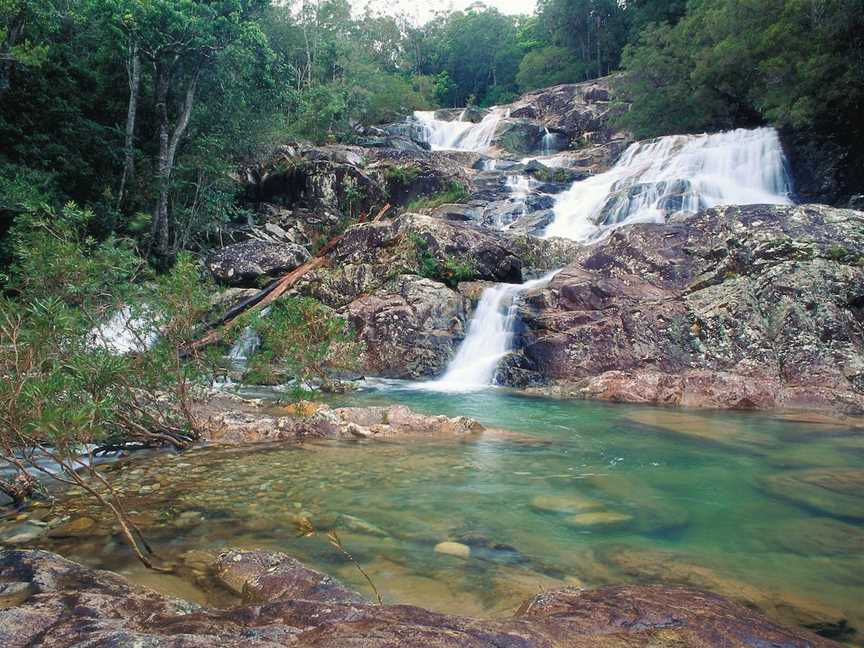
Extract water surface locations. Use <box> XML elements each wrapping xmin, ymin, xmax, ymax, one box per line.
<box><xmin>9</xmin><ymin>386</ymin><xmax>864</xmax><ymax>642</ymax></box>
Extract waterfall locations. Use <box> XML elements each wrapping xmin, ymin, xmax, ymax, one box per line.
<box><xmin>88</xmin><ymin>306</ymin><xmax>156</xmax><ymax>354</ymax></box>
<box><xmin>413</xmin><ymin>109</ymin><xmax>502</xmax><ymax>152</ymax></box>
<box><xmin>544</xmin><ymin>127</ymin><xmax>794</xmax><ymax>241</ymax></box>
<box><xmin>228</xmin><ymin>326</ymin><xmax>260</xmax><ymax>363</ymax></box>
<box><xmin>541</xmin><ymin>128</ymin><xmax>556</xmax><ymax>156</ymax></box>
<box><xmin>420</xmin><ymin>272</ymin><xmax>557</xmax><ymax>392</ymax></box>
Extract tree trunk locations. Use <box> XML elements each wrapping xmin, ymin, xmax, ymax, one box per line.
<box><xmin>0</xmin><ymin>16</ymin><xmax>25</xmax><ymax>99</ymax></box>
<box><xmin>118</xmin><ymin>41</ymin><xmax>141</xmax><ymax>207</ymax></box>
<box><xmin>150</xmin><ymin>61</ymin><xmax>199</xmax><ymax>260</ymax></box>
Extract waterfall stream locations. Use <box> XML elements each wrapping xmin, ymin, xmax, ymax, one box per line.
<box><xmin>413</xmin><ymin>109</ymin><xmax>502</xmax><ymax>151</ymax></box>
<box><xmin>426</xmin><ymin>126</ymin><xmax>795</xmax><ymax>392</ymax></box>
<box><xmin>419</xmin><ymin>272</ymin><xmax>557</xmax><ymax>392</ymax></box>
<box><xmin>544</xmin><ymin>127</ymin><xmax>793</xmax><ymax>241</ymax></box>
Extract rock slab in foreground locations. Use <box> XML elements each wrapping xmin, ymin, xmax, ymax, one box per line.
<box><xmin>0</xmin><ymin>549</ymin><xmax>841</xmax><ymax>648</ymax></box>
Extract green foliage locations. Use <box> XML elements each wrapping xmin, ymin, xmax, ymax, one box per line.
<box><xmin>409</xmin><ymin>232</ymin><xmax>475</xmax><ymax>288</ymax></box>
<box><xmin>615</xmin><ymin>0</ymin><xmax>864</xmax><ymax>148</ymax></box>
<box><xmin>244</xmin><ymin>297</ymin><xmax>362</xmax><ymax>393</ymax></box>
<box><xmin>405</xmin><ymin>182</ymin><xmax>470</xmax><ymax>212</ymax></box>
<box><xmin>384</xmin><ymin>164</ymin><xmax>421</xmax><ymax>186</ymax></box>
<box><xmin>516</xmin><ymin>46</ymin><xmax>586</xmax><ymax>91</ymax></box>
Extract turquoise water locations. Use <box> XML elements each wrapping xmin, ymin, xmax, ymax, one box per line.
<box><xmin>12</xmin><ymin>386</ymin><xmax>864</xmax><ymax>641</ymax></box>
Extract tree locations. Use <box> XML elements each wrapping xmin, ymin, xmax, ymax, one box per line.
<box><xmin>116</xmin><ymin>0</ymin><xmax>270</xmax><ymax>262</ymax></box>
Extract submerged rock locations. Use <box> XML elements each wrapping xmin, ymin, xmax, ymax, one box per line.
<box><xmin>0</xmin><ymin>548</ymin><xmax>843</xmax><ymax>648</ymax></box>
<box><xmin>758</xmin><ymin>468</ymin><xmax>864</xmax><ymax>520</ymax></box>
<box><xmin>434</xmin><ymin>541</ymin><xmax>471</xmax><ymax>559</ymax></box>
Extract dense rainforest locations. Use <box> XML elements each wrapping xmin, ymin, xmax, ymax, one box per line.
<box><xmin>2</xmin><ymin>2</ymin><xmax>864</xmax><ymax>645</ymax></box>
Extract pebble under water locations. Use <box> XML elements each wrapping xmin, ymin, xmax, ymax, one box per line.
<box><xmin>5</xmin><ymin>387</ymin><xmax>863</xmax><ymax>643</ymax></box>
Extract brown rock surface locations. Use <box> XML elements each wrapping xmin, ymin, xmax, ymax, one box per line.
<box><xmin>517</xmin><ymin>204</ymin><xmax>864</xmax><ymax>413</ymax></box>
<box><xmin>0</xmin><ymin>549</ymin><xmax>843</xmax><ymax>648</ymax></box>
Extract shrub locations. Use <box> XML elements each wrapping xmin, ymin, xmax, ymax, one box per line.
<box><xmin>245</xmin><ymin>297</ymin><xmax>363</xmax><ymax>393</ymax></box>
<box><xmin>405</xmin><ymin>182</ymin><xmax>470</xmax><ymax>212</ymax></box>
<box><xmin>409</xmin><ymin>233</ymin><xmax>475</xmax><ymax>288</ymax></box>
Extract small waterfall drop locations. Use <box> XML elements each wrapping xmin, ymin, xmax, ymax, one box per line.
<box><xmin>541</xmin><ymin>128</ymin><xmax>556</xmax><ymax>156</ymax></box>
<box><xmin>89</xmin><ymin>306</ymin><xmax>156</xmax><ymax>354</ymax></box>
<box><xmin>544</xmin><ymin>127</ymin><xmax>794</xmax><ymax>241</ymax></box>
<box><xmin>228</xmin><ymin>326</ymin><xmax>260</xmax><ymax>363</ymax></box>
<box><xmin>420</xmin><ymin>272</ymin><xmax>557</xmax><ymax>392</ymax></box>
<box><xmin>414</xmin><ymin>109</ymin><xmax>502</xmax><ymax>152</ymax></box>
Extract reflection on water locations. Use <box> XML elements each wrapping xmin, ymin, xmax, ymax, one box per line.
<box><xmin>4</xmin><ymin>386</ymin><xmax>863</xmax><ymax>642</ymax></box>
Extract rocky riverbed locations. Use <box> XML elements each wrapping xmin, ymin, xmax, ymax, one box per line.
<box><xmin>0</xmin><ymin>548</ymin><xmax>845</xmax><ymax>648</ymax></box>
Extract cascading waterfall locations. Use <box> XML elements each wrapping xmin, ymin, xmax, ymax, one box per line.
<box><xmin>420</xmin><ymin>272</ymin><xmax>557</xmax><ymax>392</ymax></box>
<box><xmin>544</xmin><ymin>127</ymin><xmax>793</xmax><ymax>241</ymax></box>
<box><xmin>413</xmin><ymin>108</ymin><xmax>502</xmax><ymax>152</ymax></box>
<box><xmin>541</xmin><ymin>128</ymin><xmax>556</xmax><ymax>156</ymax></box>
<box><xmin>426</xmin><ymin>126</ymin><xmax>796</xmax><ymax>392</ymax></box>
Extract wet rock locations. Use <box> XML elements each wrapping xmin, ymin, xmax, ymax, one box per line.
<box><xmin>596</xmin><ymin>544</ymin><xmax>850</xmax><ymax>633</ymax></box>
<box><xmin>207</xmin><ymin>240</ymin><xmax>310</xmax><ymax>287</ymax></box>
<box><xmin>45</xmin><ymin>517</ymin><xmax>96</xmax><ymax>539</ymax></box>
<box><xmin>531</xmin><ymin>494</ymin><xmax>602</xmax><ymax>514</ymax></box>
<box><xmin>490</xmin><ymin>119</ymin><xmax>546</xmax><ymax>155</ymax></box>
<box><xmin>434</xmin><ymin>541</ymin><xmax>471</xmax><ymax>559</ymax></box>
<box><xmin>214</xmin><ymin>549</ymin><xmax>365</xmax><ymax>605</ymax></box>
<box><xmin>0</xmin><ymin>549</ymin><xmax>842</xmax><ymax>648</ymax></box>
<box><xmin>0</xmin><ymin>522</ymin><xmax>46</xmax><ymax>546</ymax></box>
<box><xmin>520</xmin><ymin>204</ymin><xmax>864</xmax><ymax>413</ymax></box>
<box><xmin>758</xmin><ymin>468</ymin><xmax>864</xmax><ymax>519</ymax></box>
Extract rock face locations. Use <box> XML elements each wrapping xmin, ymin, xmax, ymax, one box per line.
<box><xmin>345</xmin><ymin>275</ymin><xmax>469</xmax><ymax>378</ymax></box>
<box><xmin>295</xmin><ymin>213</ymin><xmax>525</xmax><ymax>378</ymax></box>
<box><xmin>516</xmin><ymin>204</ymin><xmax>864</xmax><ymax>413</ymax></box>
<box><xmin>0</xmin><ymin>549</ymin><xmax>842</xmax><ymax>648</ymax></box>
<box><xmin>502</xmin><ymin>77</ymin><xmax>630</xmax><ymax>159</ymax></box>
<box><xmin>207</xmin><ymin>240</ymin><xmax>310</xmax><ymax>286</ymax></box>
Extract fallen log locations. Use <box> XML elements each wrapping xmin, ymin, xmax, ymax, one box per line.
<box><xmin>189</xmin><ymin>204</ymin><xmax>391</xmax><ymax>351</ymax></box>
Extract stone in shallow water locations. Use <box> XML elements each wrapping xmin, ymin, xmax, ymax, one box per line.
<box><xmin>530</xmin><ymin>494</ymin><xmax>602</xmax><ymax>514</ymax></box>
<box><xmin>434</xmin><ymin>541</ymin><xmax>471</xmax><ymax>559</ymax></box>
<box><xmin>0</xmin><ymin>522</ymin><xmax>46</xmax><ymax>545</ymax></box>
<box><xmin>758</xmin><ymin>468</ymin><xmax>864</xmax><ymax>520</ymax></box>
<box><xmin>46</xmin><ymin>517</ymin><xmax>96</xmax><ymax>538</ymax></box>
<box><xmin>566</xmin><ymin>512</ymin><xmax>633</xmax><ymax>529</ymax></box>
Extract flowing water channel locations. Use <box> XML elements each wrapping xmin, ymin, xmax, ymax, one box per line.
<box><xmin>10</xmin><ymin>387</ymin><xmax>863</xmax><ymax>641</ymax></box>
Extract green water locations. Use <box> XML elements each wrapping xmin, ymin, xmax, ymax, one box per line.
<box><xmin>9</xmin><ymin>386</ymin><xmax>864</xmax><ymax>641</ymax></box>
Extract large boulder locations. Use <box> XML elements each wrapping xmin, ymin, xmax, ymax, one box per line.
<box><xmin>207</xmin><ymin>240</ymin><xmax>310</xmax><ymax>286</ymax></box>
<box><xmin>345</xmin><ymin>275</ymin><xmax>469</xmax><ymax>378</ymax></box>
<box><xmin>517</xmin><ymin>204</ymin><xmax>864</xmax><ymax>413</ymax></box>
<box><xmin>299</xmin><ymin>213</ymin><xmax>523</xmax><ymax>309</ymax></box>
<box><xmin>0</xmin><ymin>549</ymin><xmax>842</xmax><ymax>648</ymax></box>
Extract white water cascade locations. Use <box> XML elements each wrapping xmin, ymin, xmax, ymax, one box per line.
<box><xmin>414</xmin><ymin>109</ymin><xmax>502</xmax><ymax>152</ymax></box>
<box><xmin>420</xmin><ymin>272</ymin><xmax>557</xmax><ymax>392</ymax></box>
<box><xmin>88</xmin><ymin>306</ymin><xmax>157</xmax><ymax>355</ymax></box>
<box><xmin>544</xmin><ymin>127</ymin><xmax>794</xmax><ymax>241</ymax></box>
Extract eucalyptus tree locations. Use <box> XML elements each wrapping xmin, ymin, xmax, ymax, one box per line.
<box><xmin>112</xmin><ymin>0</ymin><xmax>270</xmax><ymax>261</ymax></box>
